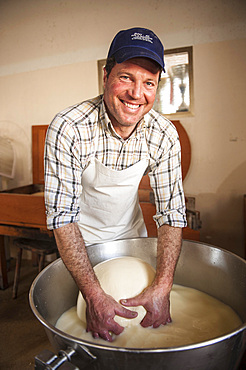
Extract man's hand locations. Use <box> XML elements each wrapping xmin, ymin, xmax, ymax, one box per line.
<box><xmin>86</xmin><ymin>291</ymin><xmax>138</xmax><ymax>341</ymax></box>
<box><xmin>121</xmin><ymin>225</ymin><xmax>182</xmax><ymax>329</ymax></box>
<box><xmin>120</xmin><ymin>284</ymin><xmax>171</xmax><ymax>328</ymax></box>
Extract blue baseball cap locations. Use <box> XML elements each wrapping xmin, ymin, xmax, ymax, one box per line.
<box><xmin>107</xmin><ymin>27</ymin><xmax>165</xmax><ymax>71</ymax></box>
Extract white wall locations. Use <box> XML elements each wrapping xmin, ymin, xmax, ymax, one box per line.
<box><xmin>0</xmin><ymin>0</ymin><xmax>246</xmax><ymax>257</ymax></box>
<box><xmin>182</xmin><ymin>38</ymin><xmax>246</xmax><ymax>256</ymax></box>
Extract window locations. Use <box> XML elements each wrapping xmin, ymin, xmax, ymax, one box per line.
<box><xmin>97</xmin><ymin>46</ymin><xmax>193</xmax><ymax>117</ymax></box>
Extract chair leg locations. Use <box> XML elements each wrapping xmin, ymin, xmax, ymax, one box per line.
<box><xmin>12</xmin><ymin>248</ymin><xmax>23</xmax><ymax>299</ymax></box>
<box><xmin>38</xmin><ymin>254</ymin><xmax>45</xmax><ymax>272</ymax></box>
<box><xmin>32</xmin><ymin>251</ymin><xmax>38</xmax><ymax>267</ymax></box>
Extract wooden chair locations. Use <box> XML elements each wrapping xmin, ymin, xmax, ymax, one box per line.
<box><xmin>12</xmin><ymin>238</ymin><xmax>59</xmax><ymax>299</ymax></box>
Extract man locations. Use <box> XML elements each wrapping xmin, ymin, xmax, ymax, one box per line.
<box><xmin>44</xmin><ymin>27</ymin><xmax>187</xmax><ymax>342</ymax></box>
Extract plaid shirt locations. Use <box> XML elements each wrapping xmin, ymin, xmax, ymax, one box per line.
<box><xmin>44</xmin><ymin>95</ymin><xmax>187</xmax><ymax>230</ymax></box>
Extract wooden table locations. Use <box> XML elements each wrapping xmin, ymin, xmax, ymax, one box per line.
<box><xmin>0</xmin><ymin>181</ymin><xmax>55</xmax><ymax>289</ymax></box>
<box><xmin>0</xmin><ymin>125</ymin><xmax>49</xmax><ymax>289</ymax></box>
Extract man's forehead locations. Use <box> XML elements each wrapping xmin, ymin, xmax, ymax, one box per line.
<box><xmin>115</xmin><ymin>57</ymin><xmax>161</xmax><ymax>75</ymax></box>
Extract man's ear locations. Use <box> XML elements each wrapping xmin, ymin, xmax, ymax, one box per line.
<box><xmin>103</xmin><ymin>67</ymin><xmax>108</xmax><ymax>89</ymax></box>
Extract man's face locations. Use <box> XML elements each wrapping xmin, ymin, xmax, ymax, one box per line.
<box><xmin>103</xmin><ymin>58</ymin><xmax>160</xmax><ymax>138</ymax></box>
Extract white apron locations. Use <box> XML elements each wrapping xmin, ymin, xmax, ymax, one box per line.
<box><xmin>78</xmin><ymin>127</ymin><xmax>149</xmax><ymax>245</ymax></box>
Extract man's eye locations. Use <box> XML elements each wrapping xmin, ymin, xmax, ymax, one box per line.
<box><xmin>120</xmin><ymin>75</ymin><xmax>130</xmax><ymax>81</ymax></box>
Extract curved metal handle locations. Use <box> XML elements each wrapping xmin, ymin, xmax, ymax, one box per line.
<box><xmin>77</xmin><ymin>344</ymin><xmax>97</xmax><ymax>361</ymax></box>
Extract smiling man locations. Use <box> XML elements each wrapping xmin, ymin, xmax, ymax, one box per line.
<box><xmin>103</xmin><ymin>57</ymin><xmax>160</xmax><ymax>138</ymax></box>
<box><xmin>44</xmin><ymin>27</ymin><xmax>187</xmax><ymax>342</ymax></box>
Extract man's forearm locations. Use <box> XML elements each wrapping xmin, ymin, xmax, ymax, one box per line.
<box><xmin>54</xmin><ymin>222</ymin><xmax>138</xmax><ymax>340</ymax></box>
<box><xmin>154</xmin><ymin>224</ymin><xmax>182</xmax><ymax>292</ymax></box>
<box><xmin>54</xmin><ymin>223</ymin><xmax>101</xmax><ymax>299</ymax></box>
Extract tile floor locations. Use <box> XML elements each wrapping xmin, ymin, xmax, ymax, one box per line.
<box><xmin>0</xmin><ymin>259</ymin><xmax>53</xmax><ymax>369</ymax></box>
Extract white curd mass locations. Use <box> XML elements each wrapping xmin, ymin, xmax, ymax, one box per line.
<box><xmin>77</xmin><ymin>256</ymin><xmax>155</xmax><ymax>327</ymax></box>
<box><xmin>56</xmin><ymin>257</ymin><xmax>242</xmax><ymax>348</ymax></box>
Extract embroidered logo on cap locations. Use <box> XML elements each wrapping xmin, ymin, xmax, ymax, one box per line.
<box><xmin>131</xmin><ymin>32</ymin><xmax>153</xmax><ymax>43</ymax></box>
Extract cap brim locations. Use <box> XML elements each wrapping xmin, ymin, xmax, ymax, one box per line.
<box><xmin>114</xmin><ymin>46</ymin><xmax>165</xmax><ymax>71</ymax></box>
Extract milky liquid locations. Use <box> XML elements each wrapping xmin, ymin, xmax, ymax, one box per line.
<box><xmin>56</xmin><ymin>284</ymin><xmax>242</xmax><ymax>348</ymax></box>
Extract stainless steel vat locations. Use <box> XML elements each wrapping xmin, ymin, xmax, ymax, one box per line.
<box><xmin>29</xmin><ymin>238</ymin><xmax>246</xmax><ymax>370</ymax></box>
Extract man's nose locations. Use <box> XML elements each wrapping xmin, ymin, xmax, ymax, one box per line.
<box><xmin>129</xmin><ymin>81</ymin><xmax>143</xmax><ymax>99</ymax></box>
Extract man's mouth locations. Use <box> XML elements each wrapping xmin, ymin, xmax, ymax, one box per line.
<box><xmin>122</xmin><ymin>100</ymin><xmax>141</xmax><ymax>110</ymax></box>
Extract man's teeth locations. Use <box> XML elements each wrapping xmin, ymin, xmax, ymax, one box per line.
<box><xmin>123</xmin><ymin>101</ymin><xmax>140</xmax><ymax>109</ymax></box>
